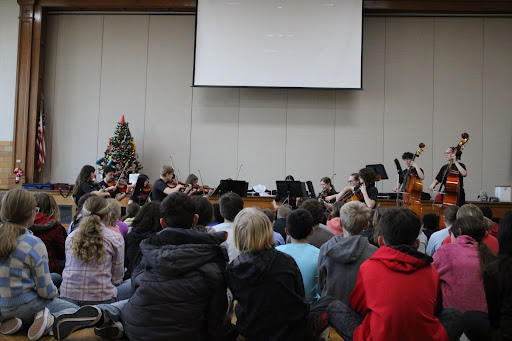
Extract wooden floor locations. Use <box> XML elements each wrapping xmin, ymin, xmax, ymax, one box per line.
<box><xmin>0</xmin><ymin>326</ymin><xmax>343</xmax><ymax>340</ymax></box>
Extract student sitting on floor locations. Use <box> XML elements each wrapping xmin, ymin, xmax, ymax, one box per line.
<box><xmin>327</xmin><ymin>207</ymin><xmax>464</xmax><ymax>341</ymax></box>
<box><xmin>49</xmin><ymin>192</ymin><xmax>237</xmax><ymax>341</ymax></box>
<box><xmin>318</xmin><ymin>201</ymin><xmax>377</xmax><ymax>304</ymax></box>
<box><xmin>0</xmin><ymin>188</ymin><xmax>78</xmax><ymax>341</ymax></box>
<box><xmin>276</xmin><ymin>209</ymin><xmax>320</xmax><ymax>305</ymax></box>
<box><xmin>227</xmin><ymin>207</ymin><xmax>333</xmax><ymax>341</ymax></box>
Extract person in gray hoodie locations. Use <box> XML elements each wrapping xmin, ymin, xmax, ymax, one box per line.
<box><xmin>318</xmin><ymin>201</ymin><xmax>377</xmax><ymax>304</ymax></box>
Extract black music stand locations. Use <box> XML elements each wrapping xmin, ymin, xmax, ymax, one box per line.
<box><xmin>212</xmin><ymin>180</ymin><xmax>249</xmax><ymax>197</ymax></box>
<box><xmin>276</xmin><ymin>181</ymin><xmax>308</xmax><ymax>205</ymax></box>
<box><xmin>365</xmin><ymin>164</ymin><xmax>389</xmax><ymax>180</ymax></box>
<box><xmin>306</xmin><ymin>180</ymin><xmax>316</xmax><ymax>199</ymax></box>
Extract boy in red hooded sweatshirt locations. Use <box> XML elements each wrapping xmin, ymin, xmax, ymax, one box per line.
<box><xmin>327</xmin><ymin>207</ymin><xmax>464</xmax><ymax>341</ymax></box>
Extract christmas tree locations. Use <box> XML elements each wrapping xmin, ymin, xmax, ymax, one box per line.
<box><xmin>98</xmin><ymin>115</ymin><xmax>142</xmax><ymax>177</ymax></box>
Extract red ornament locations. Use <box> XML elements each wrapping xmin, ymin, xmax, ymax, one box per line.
<box><xmin>120</xmin><ymin>115</ymin><xmax>125</xmax><ymax>124</ymax></box>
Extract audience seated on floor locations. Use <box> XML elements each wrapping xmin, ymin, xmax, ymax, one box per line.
<box><xmin>300</xmin><ymin>199</ymin><xmax>335</xmax><ymax>249</ymax></box>
<box><xmin>273</xmin><ymin>204</ymin><xmax>292</xmax><ymax>241</ymax></box>
<box><xmin>227</xmin><ymin>207</ymin><xmax>333</xmax><ymax>341</ymax></box>
<box><xmin>483</xmin><ymin>210</ymin><xmax>512</xmax><ymax>340</ymax></box>
<box><xmin>327</xmin><ymin>207</ymin><xmax>464</xmax><ymax>341</ymax></box>
<box><xmin>427</xmin><ymin>205</ymin><xmax>459</xmax><ymax>256</ymax></box>
<box><xmin>213</xmin><ymin>192</ymin><xmax>245</xmax><ymax>262</ymax></box>
<box><xmin>191</xmin><ymin>196</ymin><xmax>214</xmax><ymax>233</ymax></box>
<box><xmin>434</xmin><ymin>215</ymin><xmax>496</xmax><ymax>339</ymax></box>
<box><xmin>276</xmin><ymin>208</ymin><xmax>320</xmax><ymax>304</ymax></box>
<box><xmin>60</xmin><ymin>196</ymin><xmax>129</xmax><ymax>306</ymax></box>
<box><xmin>318</xmin><ymin>201</ymin><xmax>376</xmax><ymax>304</ymax></box>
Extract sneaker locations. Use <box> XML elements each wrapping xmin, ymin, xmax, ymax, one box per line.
<box><xmin>0</xmin><ymin>317</ymin><xmax>22</xmax><ymax>335</ymax></box>
<box><xmin>28</xmin><ymin>307</ymin><xmax>54</xmax><ymax>341</ymax></box>
<box><xmin>94</xmin><ymin>320</ymin><xmax>124</xmax><ymax>339</ymax></box>
<box><xmin>52</xmin><ymin>306</ymin><xmax>102</xmax><ymax>340</ymax></box>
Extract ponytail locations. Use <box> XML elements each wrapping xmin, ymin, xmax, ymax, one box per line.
<box><xmin>69</xmin><ymin>196</ymin><xmax>109</xmax><ymax>263</ymax></box>
<box><xmin>0</xmin><ymin>189</ymin><xmax>36</xmax><ymax>259</ymax></box>
<box><xmin>451</xmin><ymin>216</ymin><xmax>497</xmax><ymax>276</ymax></box>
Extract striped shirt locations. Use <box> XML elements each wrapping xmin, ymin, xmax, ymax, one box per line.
<box><xmin>60</xmin><ymin>224</ymin><xmax>124</xmax><ymax>302</ymax></box>
<box><xmin>0</xmin><ymin>229</ymin><xmax>57</xmax><ymax>307</ymax></box>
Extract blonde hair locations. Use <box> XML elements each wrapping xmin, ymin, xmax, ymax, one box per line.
<box><xmin>35</xmin><ymin>192</ymin><xmax>60</xmax><ymax>220</ymax></box>
<box><xmin>233</xmin><ymin>208</ymin><xmax>275</xmax><ymax>253</ymax></box>
<box><xmin>483</xmin><ymin>217</ymin><xmax>494</xmax><ymax>233</ymax></box>
<box><xmin>106</xmin><ymin>198</ymin><xmax>121</xmax><ymax>226</ymax></box>
<box><xmin>69</xmin><ymin>196</ymin><xmax>109</xmax><ymax>263</ymax></box>
<box><xmin>340</xmin><ymin>201</ymin><xmax>371</xmax><ymax>235</ymax></box>
<box><xmin>456</xmin><ymin>204</ymin><xmax>484</xmax><ymax>221</ymax></box>
<box><xmin>0</xmin><ymin>189</ymin><xmax>36</xmax><ymax>259</ymax></box>
<box><xmin>161</xmin><ymin>165</ymin><xmax>174</xmax><ymax>177</ymax></box>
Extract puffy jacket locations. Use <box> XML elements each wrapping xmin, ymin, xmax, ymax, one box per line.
<box><xmin>29</xmin><ymin>213</ymin><xmax>66</xmax><ymax>274</ymax></box>
<box><xmin>120</xmin><ymin>228</ymin><xmax>235</xmax><ymax>341</ymax></box>
<box><xmin>123</xmin><ymin>229</ymin><xmax>155</xmax><ymax>280</ymax></box>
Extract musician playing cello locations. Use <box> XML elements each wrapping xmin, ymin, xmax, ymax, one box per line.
<box><xmin>393</xmin><ymin>152</ymin><xmax>425</xmax><ymax>193</ymax></box>
<box><xmin>428</xmin><ymin>147</ymin><xmax>467</xmax><ymax>205</ymax></box>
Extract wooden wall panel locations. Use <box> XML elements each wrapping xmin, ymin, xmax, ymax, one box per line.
<box><xmin>144</xmin><ymin>15</ymin><xmax>195</xmax><ymax>181</ymax></box>
<box><xmin>50</xmin><ymin>15</ymin><xmax>103</xmax><ymax>183</ymax></box>
<box><xmin>286</xmin><ymin>89</ymin><xmax>336</xmax><ymax>189</ymax></box>
<box><xmin>383</xmin><ymin>17</ymin><xmax>434</xmax><ymax>193</ymax></box>
<box><xmin>335</xmin><ymin>17</ymin><xmax>386</xmax><ymax>192</ymax></box>
<box><xmin>190</xmin><ymin>88</ymin><xmax>240</xmax><ymax>186</ymax></box>
<box><xmin>238</xmin><ymin>88</ymin><xmax>287</xmax><ymax>189</ymax></box>
<box><xmin>482</xmin><ymin>18</ymin><xmax>512</xmax><ymax>197</ymax></box>
<box><xmin>433</xmin><ymin>18</ymin><xmax>484</xmax><ymax>201</ymax></box>
<box><xmin>98</xmin><ymin>15</ymin><xmax>149</xmax><ymax>175</ymax></box>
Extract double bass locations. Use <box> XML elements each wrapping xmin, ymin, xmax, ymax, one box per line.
<box><xmin>435</xmin><ymin>133</ymin><xmax>469</xmax><ymax>228</ymax></box>
<box><xmin>399</xmin><ymin>143</ymin><xmax>426</xmax><ymax>217</ymax></box>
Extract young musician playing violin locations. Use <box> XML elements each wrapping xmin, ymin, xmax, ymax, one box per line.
<box><xmin>98</xmin><ymin>166</ymin><xmax>127</xmax><ymax>201</ymax></box>
<box><xmin>429</xmin><ymin>147</ymin><xmax>467</xmax><ymax>205</ymax></box>
<box><xmin>392</xmin><ymin>152</ymin><xmax>425</xmax><ymax>193</ymax></box>
<box><xmin>318</xmin><ymin>177</ymin><xmax>337</xmax><ymax>202</ymax></box>
<box><xmin>329</xmin><ymin>169</ymin><xmax>379</xmax><ymax>209</ymax></box>
<box><xmin>129</xmin><ymin>174</ymin><xmax>151</xmax><ymax>206</ymax></box>
<box><xmin>151</xmin><ymin>166</ymin><xmax>186</xmax><ymax>202</ymax></box>
<box><xmin>72</xmin><ymin>165</ymin><xmax>110</xmax><ymax>204</ymax></box>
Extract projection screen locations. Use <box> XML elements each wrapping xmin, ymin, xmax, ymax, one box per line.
<box><xmin>193</xmin><ymin>0</ymin><xmax>363</xmax><ymax>89</ymax></box>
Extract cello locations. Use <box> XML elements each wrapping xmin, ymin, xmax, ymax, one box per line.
<box><xmin>399</xmin><ymin>143</ymin><xmax>426</xmax><ymax>217</ymax></box>
<box><xmin>435</xmin><ymin>133</ymin><xmax>469</xmax><ymax>228</ymax></box>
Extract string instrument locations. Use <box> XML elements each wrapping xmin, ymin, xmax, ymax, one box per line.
<box><xmin>436</xmin><ymin>133</ymin><xmax>469</xmax><ymax>228</ymax></box>
<box><xmin>105</xmin><ymin>180</ymin><xmax>132</xmax><ymax>193</ymax></box>
<box><xmin>400</xmin><ymin>143</ymin><xmax>426</xmax><ymax>217</ymax></box>
<box><xmin>340</xmin><ymin>175</ymin><xmax>382</xmax><ymax>203</ymax></box>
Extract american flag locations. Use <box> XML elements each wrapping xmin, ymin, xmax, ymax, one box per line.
<box><xmin>36</xmin><ymin>97</ymin><xmax>46</xmax><ymax>171</ymax></box>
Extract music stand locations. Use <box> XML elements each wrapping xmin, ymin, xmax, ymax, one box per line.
<box><xmin>306</xmin><ymin>181</ymin><xmax>316</xmax><ymax>199</ymax></box>
<box><xmin>212</xmin><ymin>180</ymin><xmax>249</xmax><ymax>197</ymax></box>
<box><xmin>365</xmin><ymin>164</ymin><xmax>389</xmax><ymax>180</ymax></box>
<box><xmin>276</xmin><ymin>181</ymin><xmax>308</xmax><ymax>205</ymax></box>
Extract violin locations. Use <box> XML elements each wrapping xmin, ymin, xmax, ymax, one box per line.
<box><xmin>400</xmin><ymin>143</ymin><xmax>425</xmax><ymax>217</ymax></box>
<box><xmin>105</xmin><ymin>180</ymin><xmax>133</xmax><ymax>193</ymax></box>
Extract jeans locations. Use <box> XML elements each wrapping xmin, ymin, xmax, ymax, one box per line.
<box><xmin>50</xmin><ymin>273</ymin><xmax>62</xmax><ymax>288</ymax></box>
<box><xmin>327</xmin><ymin>301</ymin><xmax>464</xmax><ymax>341</ymax></box>
<box><xmin>0</xmin><ymin>297</ymin><xmax>79</xmax><ymax>326</ymax></box>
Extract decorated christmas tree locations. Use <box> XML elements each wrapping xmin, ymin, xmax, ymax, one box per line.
<box><xmin>98</xmin><ymin>115</ymin><xmax>142</xmax><ymax>177</ymax></box>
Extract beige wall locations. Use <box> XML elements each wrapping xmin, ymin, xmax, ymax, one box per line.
<box><xmin>43</xmin><ymin>15</ymin><xmax>512</xmax><ymax>200</ymax></box>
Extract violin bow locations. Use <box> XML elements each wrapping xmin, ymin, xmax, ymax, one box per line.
<box><xmin>115</xmin><ymin>162</ymin><xmax>129</xmax><ymax>188</ymax></box>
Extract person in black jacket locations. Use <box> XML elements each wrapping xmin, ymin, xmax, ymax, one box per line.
<box><xmin>123</xmin><ymin>201</ymin><xmax>161</xmax><ymax>280</ymax></box>
<box><xmin>483</xmin><ymin>210</ymin><xmax>512</xmax><ymax>341</ymax></box>
<box><xmin>227</xmin><ymin>207</ymin><xmax>333</xmax><ymax>341</ymax></box>
<box><xmin>52</xmin><ymin>192</ymin><xmax>237</xmax><ymax>341</ymax></box>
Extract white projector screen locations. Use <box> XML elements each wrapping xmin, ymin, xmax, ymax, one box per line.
<box><xmin>193</xmin><ymin>0</ymin><xmax>363</xmax><ymax>89</ymax></box>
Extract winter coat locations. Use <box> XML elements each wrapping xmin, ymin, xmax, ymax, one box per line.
<box><xmin>350</xmin><ymin>245</ymin><xmax>448</xmax><ymax>341</ymax></box>
<box><xmin>29</xmin><ymin>213</ymin><xmax>67</xmax><ymax>274</ymax></box>
<box><xmin>318</xmin><ymin>235</ymin><xmax>377</xmax><ymax>303</ymax></box>
<box><xmin>227</xmin><ymin>248</ymin><xmax>310</xmax><ymax>341</ymax></box>
<box><xmin>120</xmin><ymin>228</ymin><xmax>234</xmax><ymax>341</ymax></box>
<box><xmin>484</xmin><ymin>258</ymin><xmax>512</xmax><ymax>341</ymax></box>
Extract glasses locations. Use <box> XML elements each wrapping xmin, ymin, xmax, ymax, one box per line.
<box><xmin>348</xmin><ymin>180</ymin><xmax>356</xmax><ymax>184</ymax></box>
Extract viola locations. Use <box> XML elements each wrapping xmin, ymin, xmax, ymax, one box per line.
<box><xmin>400</xmin><ymin>143</ymin><xmax>425</xmax><ymax>217</ymax></box>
